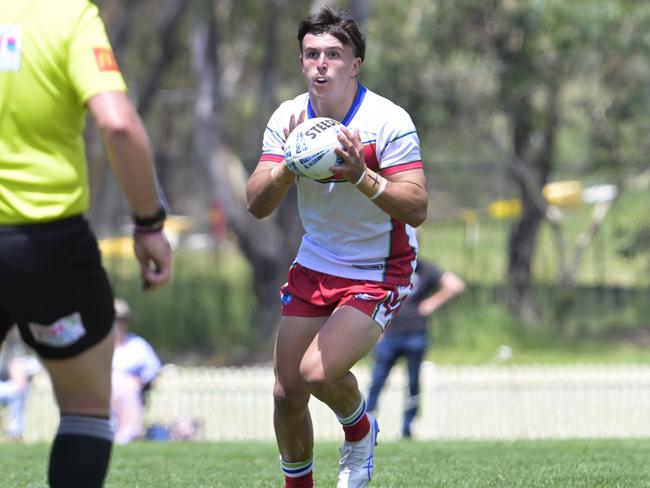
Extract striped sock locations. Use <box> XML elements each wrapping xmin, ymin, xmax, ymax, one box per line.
<box><xmin>337</xmin><ymin>396</ymin><xmax>371</xmax><ymax>442</ymax></box>
<box><xmin>281</xmin><ymin>456</ymin><xmax>314</xmax><ymax>488</ymax></box>
<box><xmin>48</xmin><ymin>414</ymin><xmax>114</xmax><ymax>488</ymax></box>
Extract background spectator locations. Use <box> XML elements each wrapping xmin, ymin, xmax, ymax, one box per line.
<box><xmin>367</xmin><ymin>259</ymin><xmax>465</xmax><ymax>438</ymax></box>
<box><xmin>0</xmin><ymin>328</ymin><xmax>41</xmax><ymax>440</ymax></box>
<box><xmin>111</xmin><ymin>298</ymin><xmax>161</xmax><ymax>444</ymax></box>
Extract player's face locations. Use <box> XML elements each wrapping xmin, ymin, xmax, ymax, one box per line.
<box><xmin>300</xmin><ymin>33</ymin><xmax>361</xmax><ymax>98</ymax></box>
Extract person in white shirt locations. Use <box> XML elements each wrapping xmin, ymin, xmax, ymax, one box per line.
<box><xmin>111</xmin><ymin>298</ymin><xmax>161</xmax><ymax>444</ymax></box>
<box><xmin>246</xmin><ymin>7</ymin><xmax>427</xmax><ymax>488</ymax></box>
<box><xmin>0</xmin><ymin>328</ymin><xmax>42</xmax><ymax>440</ymax></box>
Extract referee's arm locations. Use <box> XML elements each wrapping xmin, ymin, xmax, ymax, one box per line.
<box><xmin>88</xmin><ymin>91</ymin><xmax>161</xmax><ymax>218</ymax></box>
<box><xmin>88</xmin><ymin>91</ymin><xmax>173</xmax><ymax>289</ymax></box>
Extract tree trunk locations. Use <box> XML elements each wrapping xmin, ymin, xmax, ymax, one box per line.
<box><xmin>191</xmin><ymin>9</ymin><xmax>300</xmax><ymax>350</ymax></box>
<box><xmin>505</xmin><ymin>104</ymin><xmax>546</xmax><ymax>323</ymax></box>
<box><xmin>136</xmin><ymin>0</ymin><xmax>192</xmax><ymax>116</ymax></box>
<box><xmin>506</xmin><ymin>187</ymin><xmax>544</xmax><ymax>322</ymax></box>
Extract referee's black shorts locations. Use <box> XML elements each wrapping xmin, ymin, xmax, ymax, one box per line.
<box><xmin>0</xmin><ymin>215</ymin><xmax>115</xmax><ymax>359</ymax></box>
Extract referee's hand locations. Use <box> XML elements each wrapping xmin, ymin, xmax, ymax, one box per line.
<box><xmin>133</xmin><ymin>230</ymin><xmax>173</xmax><ymax>290</ymax></box>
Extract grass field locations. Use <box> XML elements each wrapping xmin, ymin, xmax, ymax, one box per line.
<box><xmin>2</xmin><ymin>438</ymin><xmax>650</xmax><ymax>487</ymax></box>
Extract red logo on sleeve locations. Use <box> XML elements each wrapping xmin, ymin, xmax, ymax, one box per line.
<box><xmin>93</xmin><ymin>47</ymin><xmax>120</xmax><ymax>72</ymax></box>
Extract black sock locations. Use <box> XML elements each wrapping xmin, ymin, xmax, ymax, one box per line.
<box><xmin>48</xmin><ymin>415</ymin><xmax>114</xmax><ymax>488</ymax></box>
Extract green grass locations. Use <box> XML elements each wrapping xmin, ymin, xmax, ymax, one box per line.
<box><xmin>2</xmin><ymin>439</ymin><xmax>650</xmax><ymax>487</ymax></box>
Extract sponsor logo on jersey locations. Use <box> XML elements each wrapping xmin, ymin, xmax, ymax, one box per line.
<box><xmin>28</xmin><ymin>312</ymin><xmax>86</xmax><ymax>348</ymax></box>
<box><xmin>281</xmin><ymin>290</ymin><xmax>293</xmax><ymax>306</ymax></box>
<box><xmin>0</xmin><ymin>25</ymin><xmax>22</xmax><ymax>71</ymax></box>
<box><xmin>93</xmin><ymin>47</ymin><xmax>120</xmax><ymax>72</ymax></box>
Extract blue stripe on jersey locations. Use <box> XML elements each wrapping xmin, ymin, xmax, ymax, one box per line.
<box><xmin>379</xmin><ymin>129</ymin><xmax>419</xmax><ymax>158</ymax></box>
<box><xmin>307</xmin><ymin>83</ymin><xmax>368</xmax><ymax>126</ymax></box>
<box><xmin>342</xmin><ymin>84</ymin><xmax>367</xmax><ymax>125</ymax></box>
<box><xmin>266</xmin><ymin>126</ymin><xmax>285</xmax><ymax>145</ymax></box>
<box><xmin>307</xmin><ymin>100</ymin><xmax>315</xmax><ymax>119</ymax></box>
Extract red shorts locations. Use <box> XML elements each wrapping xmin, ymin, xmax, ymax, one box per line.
<box><xmin>280</xmin><ymin>263</ymin><xmax>413</xmax><ymax>330</ymax></box>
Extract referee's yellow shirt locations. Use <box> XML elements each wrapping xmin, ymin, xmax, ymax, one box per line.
<box><xmin>0</xmin><ymin>0</ymin><xmax>127</xmax><ymax>224</ymax></box>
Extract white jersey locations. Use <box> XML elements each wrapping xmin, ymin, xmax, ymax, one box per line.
<box><xmin>260</xmin><ymin>84</ymin><xmax>422</xmax><ymax>285</ymax></box>
<box><xmin>112</xmin><ymin>333</ymin><xmax>161</xmax><ymax>385</ymax></box>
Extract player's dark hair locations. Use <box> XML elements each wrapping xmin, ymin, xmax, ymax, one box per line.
<box><xmin>298</xmin><ymin>6</ymin><xmax>366</xmax><ymax>61</ymax></box>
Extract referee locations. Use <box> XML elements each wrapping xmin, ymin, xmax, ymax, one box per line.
<box><xmin>1</xmin><ymin>1</ymin><xmax>172</xmax><ymax>486</ymax></box>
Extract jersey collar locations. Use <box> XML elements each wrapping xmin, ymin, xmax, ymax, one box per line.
<box><xmin>307</xmin><ymin>83</ymin><xmax>367</xmax><ymax>126</ymax></box>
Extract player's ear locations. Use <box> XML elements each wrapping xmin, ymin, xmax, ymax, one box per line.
<box><xmin>351</xmin><ymin>58</ymin><xmax>362</xmax><ymax>77</ymax></box>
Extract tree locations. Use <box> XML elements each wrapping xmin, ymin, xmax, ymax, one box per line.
<box><xmin>365</xmin><ymin>0</ymin><xmax>650</xmax><ymax>322</ymax></box>
<box><xmin>189</xmin><ymin>0</ymin><xmax>303</xmax><ymax>347</ymax></box>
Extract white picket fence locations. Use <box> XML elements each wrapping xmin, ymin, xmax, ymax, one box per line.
<box><xmin>10</xmin><ymin>363</ymin><xmax>650</xmax><ymax>442</ymax></box>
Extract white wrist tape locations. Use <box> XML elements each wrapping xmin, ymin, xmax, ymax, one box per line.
<box><xmin>353</xmin><ymin>168</ymin><xmax>367</xmax><ymax>187</ymax></box>
<box><xmin>369</xmin><ymin>177</ymin><xmax>387</xmax><ymax>200</ymax></box>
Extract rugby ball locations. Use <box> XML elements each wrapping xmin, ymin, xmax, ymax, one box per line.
<box><xmin>284</xmin><ymin>117</ymin><xmax>345</xmax><ymax>180</ymax></box>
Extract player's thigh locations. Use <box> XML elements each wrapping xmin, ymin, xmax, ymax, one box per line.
<box><xmin>301</xmin><ymin>305</ymin><xmax>381</xmax><ymax>382</ymax></box>
<box><xmin>41</xmin><ymin>327</ymin><xmax>115</xmax><ymax>415</ymax></box>
<box><xmin>274</xmin><ymin>315</ymin><xmax>326</xmax><ymax>395</ymax></box>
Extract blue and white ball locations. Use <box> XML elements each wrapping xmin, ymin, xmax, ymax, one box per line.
<box><xmin>284</xmin><ymin>117</ymin><xmax>344</xmax><ymax>181</ymax></box>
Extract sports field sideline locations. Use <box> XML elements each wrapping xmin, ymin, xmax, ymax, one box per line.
<box><xmin>10</xmin><ymin>363</ymin><xmax>650</xmax><ymax>442</ymax></box>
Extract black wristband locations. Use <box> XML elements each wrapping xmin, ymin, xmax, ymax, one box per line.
<box><xmin>133</xmin><ymin>206</ymin><xmax>167</xmax><ymax>228</ymax></box>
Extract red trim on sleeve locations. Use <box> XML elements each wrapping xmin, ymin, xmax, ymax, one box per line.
<box><xmin>258</xmin><ymin>154</ymin><xmax>285</xmax><ymax>164</ymax></box>
<box><xmin>380</xmin><ymin>160</ymin><xmax>423</xmax><ymax>176</ymax></box>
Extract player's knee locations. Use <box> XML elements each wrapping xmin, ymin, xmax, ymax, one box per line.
<box><xmin>299</xmin><ymin>363</ymin><xmax>335</xmax><ymax>395</ymax></box>
<box><xmin>273</xmin><ymin>382</ymin><xmax>309</xmax><ymax>413</ymax></box>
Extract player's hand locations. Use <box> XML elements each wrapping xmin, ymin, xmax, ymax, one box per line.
<box><xmin>334</xmin><ymin>126</ymin><xmax>366</xmax><ymax>183</ymax></box>
<box><xmin>133</xmin><ymin>230</ymin><xmax>173</xmax><ymax>290</ymax></box>
<box><xmin>283</xmin><ymin>110</ymin><xmax>306</xmax><ymax>141</ymax></box>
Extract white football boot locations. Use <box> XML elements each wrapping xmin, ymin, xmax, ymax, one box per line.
<box><xmin>337</xmin><ymin>414</ymin><xmax>380</xmax><ymax>488</ymax></box>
